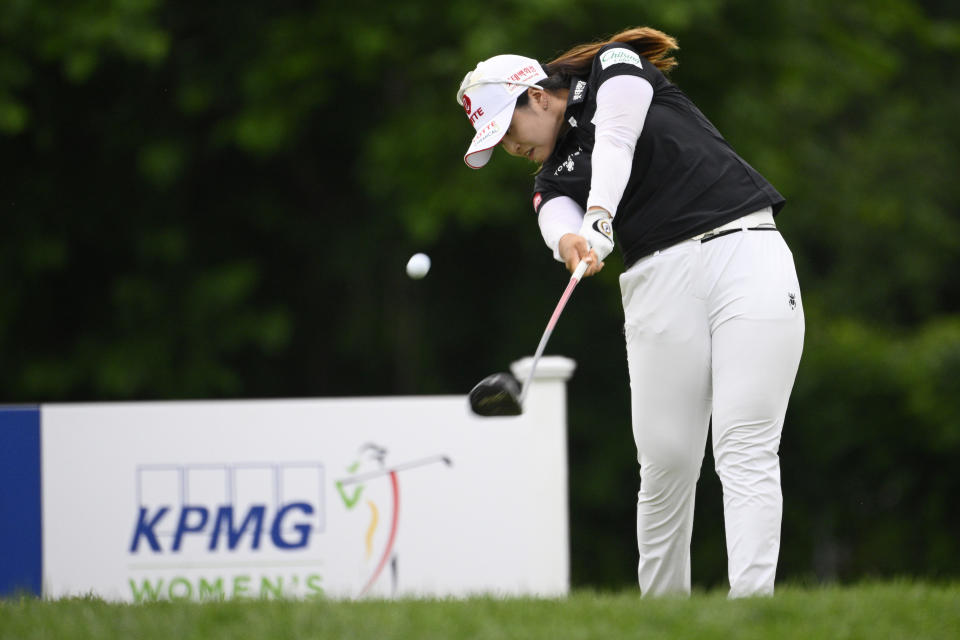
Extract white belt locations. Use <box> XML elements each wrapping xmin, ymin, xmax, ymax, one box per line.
<box><xmin>690</xmin><ymin>207</ymin><xmax>775</xmax><ymax>242</ymax></box>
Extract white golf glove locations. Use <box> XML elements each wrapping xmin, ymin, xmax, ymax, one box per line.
<box><xmin>579</xmin><ymin>208</ymin><xmax>615</xmax><ymax>261</ymax></box>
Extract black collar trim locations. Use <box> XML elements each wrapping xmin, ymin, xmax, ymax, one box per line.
<box><xmin>568</xmin><ymin>78</ymin><xmax>589</xmax><ymax>105</ymax></box>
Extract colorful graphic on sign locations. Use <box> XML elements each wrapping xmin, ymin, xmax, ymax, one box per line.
<box><xmin>336</xmin><ymin>444</ymin><xmax>451</xmax><ymax>597</ymax></box>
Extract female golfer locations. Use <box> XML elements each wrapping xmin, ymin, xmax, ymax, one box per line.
<box><xmin>458</xmin><ymin>27</ymin><xmax>804</xmax><ymax>597</ymax></box>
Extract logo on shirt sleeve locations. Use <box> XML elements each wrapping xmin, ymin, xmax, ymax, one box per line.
<box><xmin>533</xmin><ymin>192</ymin><xmax>543</xmax><ymax>212</ymax></box>
<box><xmin>599</xmin><ymin>48</ymin><xmax>643</xmax><ymax>70</ymax></box>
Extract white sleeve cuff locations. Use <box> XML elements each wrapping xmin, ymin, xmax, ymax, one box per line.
<box><xmin>538</xmin><ymin>196</ymin><xmax>584</xmax><ymax>262</ymax></box>
<box><xmin>586</xmin><ymin>75</ymin><xmax>653</xmax><ymax>215</ymax></box>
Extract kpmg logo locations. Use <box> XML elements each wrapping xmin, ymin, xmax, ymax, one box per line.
<box><xmin>129</xmin><ymin>463</ymin><xmax>325</xmax><ymax>554</ymax></box>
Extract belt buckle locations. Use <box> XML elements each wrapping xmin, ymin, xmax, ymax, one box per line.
<box><xmin>693</xmin><ymin>228</ymin><xmax>719</xmax><ymax>242</ymax></box>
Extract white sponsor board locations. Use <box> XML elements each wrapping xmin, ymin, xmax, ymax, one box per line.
<box><xmin>41</xmin><ymin>357</ymin><xmax>574</xmax><ymax>601</ymax></box>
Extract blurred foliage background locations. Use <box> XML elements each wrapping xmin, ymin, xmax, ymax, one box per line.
<box><xmin>2</xmin><ymin>0</ymin><xmax>959</xmax><ymax>590</ymax></box>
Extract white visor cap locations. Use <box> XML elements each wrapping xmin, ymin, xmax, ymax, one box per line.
<box><xmin>458</xmin><ymin>55</ymin><xmax>548</xmax><ymax>169</ymax></box>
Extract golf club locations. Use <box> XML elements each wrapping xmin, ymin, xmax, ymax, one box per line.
<box><xmin>469</xmin><ymin>258</ymin><xmax>590</xmax><ymax>416</ymax></box>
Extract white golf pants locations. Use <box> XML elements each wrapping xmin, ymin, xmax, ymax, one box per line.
<box><xmin>619</xmin><ymin>211</ymin><xmax>804</xmax><ymax>598</ymax></box>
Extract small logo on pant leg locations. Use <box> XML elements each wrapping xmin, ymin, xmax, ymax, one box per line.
<box><xmin>788</xmin><ymin>292</ymin><xmax>797</xmax><ymax>310</ymax></box>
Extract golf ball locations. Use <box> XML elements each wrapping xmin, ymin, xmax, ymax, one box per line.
<box><xmin>406</xmin><ymin>253</ymin><xmax>431</xmax><ymax>279</ymax></box>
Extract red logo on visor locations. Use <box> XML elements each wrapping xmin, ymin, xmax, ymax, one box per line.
<box><xmin>462</xmin><ymin>95</ymin><xmax>472</xmax><ymax>117</ymax></box>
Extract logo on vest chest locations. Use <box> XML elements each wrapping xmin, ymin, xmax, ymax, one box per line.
<box><xmin>554</xmin><ymin>147</ymin><xmax>583</xmax><ymax>175</ymax></box>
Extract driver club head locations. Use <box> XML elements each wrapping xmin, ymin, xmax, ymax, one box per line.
<box><xmin>468</xmin><ymin>372</ymin><xmax>523</xmax><ymax>417</ymax></box>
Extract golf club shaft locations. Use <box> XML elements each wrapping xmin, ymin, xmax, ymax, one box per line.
<box><xmin>518</xmin><ymin>258</ymin><xmax>590</xmax><ymax>406</ymax></box>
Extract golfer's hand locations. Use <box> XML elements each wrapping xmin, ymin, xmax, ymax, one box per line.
<box><xmin>558</xmin><ymin>233</ymin><xmax>604</xmax><ymax>277</ymax></box>
<box><xmin>578</xmin><ymin>208</ymin><xmax>615</xmax><ymax>262</ymax></box>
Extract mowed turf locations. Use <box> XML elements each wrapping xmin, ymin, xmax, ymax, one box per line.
<box><xmin>2</xmin><ymin>581</ymin><xmax>958</xmax><ymax>640</ymax></box>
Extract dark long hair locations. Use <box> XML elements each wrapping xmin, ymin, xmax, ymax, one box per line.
<box><xmin>517</xmin><ymin>27</ymin><xmax>678</xmax><ymax>107</ymax></box>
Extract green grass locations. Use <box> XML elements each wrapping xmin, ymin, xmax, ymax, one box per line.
<box><xmin>2</xmin><ymin>581</ymin><xmax>958</xmax><ymax>640</ymax></box>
